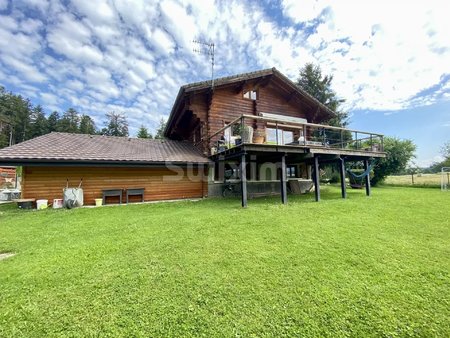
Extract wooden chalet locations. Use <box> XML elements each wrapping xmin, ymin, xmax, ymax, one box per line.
<box><xmin>165</xmin><ymin>67</ymin><xmax>386</xmax><ymax>207</ymax></box>
<box><xmin>0</xmin><ymin>68</ymin><xmax>385</xmax><ymax>207</ymax></box>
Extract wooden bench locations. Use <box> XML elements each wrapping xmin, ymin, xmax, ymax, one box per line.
<box><xmin>126</xmin><ymin>188</ymin><xmax>145</xmax><ymax>204</ymax></box>
<box><xmin>102</xmin><ymin>189</ymin><xmax>123</xmax><ymax>205</ymax></box>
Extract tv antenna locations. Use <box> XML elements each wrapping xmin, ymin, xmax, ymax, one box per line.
<box><xmin>193</xmin><ymin>39</ymin><xmax>215</xmax><ymax>90</ymax></box>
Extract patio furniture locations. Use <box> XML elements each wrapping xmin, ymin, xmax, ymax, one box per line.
<box><xmin>126</xmin><ymin>188</ymin><xmax>145</xmax><ymax>204</ymax></box>
<box><xmin>102</xmin><ymin>189</ymin><xmax>123</xmax><ymax>205</ymax></box>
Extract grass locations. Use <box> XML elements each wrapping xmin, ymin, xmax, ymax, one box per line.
<box><xmin>384</xmin><ymin>173</ymin><xmax>444</xmax><ymax>188</ymax></box>
<box><xmin>0</xmin><ymin>186</ymin><xmax>449</xmax><ymax>337</ymax></box>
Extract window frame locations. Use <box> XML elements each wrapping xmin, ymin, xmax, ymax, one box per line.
<box><xmin>243</xmin><ymin>90</ymin><xmax>258</xmax><ymax>101</ymax></box>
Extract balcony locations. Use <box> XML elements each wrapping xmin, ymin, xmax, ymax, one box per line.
<box><xmin>203</xmin><ymin>114</ymin><xmax>385</xmax><ymax>158</ymax></box>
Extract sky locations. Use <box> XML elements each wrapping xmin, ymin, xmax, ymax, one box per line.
<box><xmin>0</xmin><ymin>0</ymin><xmax>449</xmax><ymax>167</ymax></box>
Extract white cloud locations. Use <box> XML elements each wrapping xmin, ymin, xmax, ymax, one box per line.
<box><xmin>417</xmin><ymin>155</ymin><xmax>445</xmax><ymax>168</ymax></box>
<box><xmin>19</xmin><ymin>0</ymin><xmax>49</xmax><ymax>13</ymax></box>
<box><xmin>282</xmin><ymin>0</ymin><xmax>330</xmax><ymax>23</ymax></box>
<box><xmin>281</xmin><ymin>0</ymin><xmax>450</xmax><ymax>110</ymax></box>
<box><xmin>70</xmin><ymin>0</ymin><xmax>116</xmax><ymax>24</ymax></box>
<box><xmin>0</xmin><ymin>0</ymin><xmax>8</xmax><ymax>11</ymax></box>
<box><xmin>0</xmin><ymin>54</ymin><xmax>46</xmax><ymax>82</ymax></box>
<box><xmin>0</xmin><ymin>0</ymin><xmax>448</xmax><ymax>136</ymax></box>
<box><xmin>151</xmin><ymin>28</ymin><xmax>176</xmax><ymax>55</ymax></box>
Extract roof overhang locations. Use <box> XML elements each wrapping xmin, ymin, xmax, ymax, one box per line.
<box><xmin>0</xmin><ymin>159</ymin><xmax>212</xmax><ymax>167</ymax></box>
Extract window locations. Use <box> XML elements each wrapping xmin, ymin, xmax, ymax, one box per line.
<box><xmin>286</xmin><ymin>165</ymin><xmax>297</xmax><ymax>178</ymax></box>
<box><xmin>283</xmin><ymin>130</ymin><xmax>293</xmax><ymax>144</ymax></box>
<box><xmin>243</xmin><ymin>90</ymin><xmax>257</xmax><ymax>100</ymax></box>
<box><xmin>266</xmin><ymin>128</ymin><xmax>294</xmax><ymax>145</ymax></box>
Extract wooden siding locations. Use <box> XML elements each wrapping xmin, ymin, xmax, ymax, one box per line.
<box><xmin>257</xmin><ymin>82</ymin><xmax>308</xmax><ymax>119</ymax></box>
<box><xmin>22</xmin><ymin>166</ymin><xmax>207</xmax><ymax>205</ymax></box>
<box><xmin>188</xmin><ymin>80</ymin><xmax>312</xmax><ymax>151</ymax></box>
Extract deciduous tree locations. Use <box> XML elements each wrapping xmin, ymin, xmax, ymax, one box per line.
<box><xmin>371</xmin><ymin>137</ymin><xmax>416</xmax><ymax>186</ymax></box>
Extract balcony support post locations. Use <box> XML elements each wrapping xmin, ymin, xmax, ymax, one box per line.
<box><xmin>280</xmin><ymin>154</ymin><xmax>287</xmax><ymax>204</ymax></box>
<box><xmin>313</xmin><ymin>155</ymin><xmax>320</xmax><ymax>202</ymax></box>
<box><xmin>339</xmin><ymin>157</ymin><xmax>347</xmax><ymax>199</ymax></box>
<box><xmin>364</xmin><ymin>159</ymin><xmax>371</xmax><ymax>196</ymax></box>
<box><xmin>240</xmin><ymin>153</ymin><xmax>248</xmax><ymax>207</ymax></box>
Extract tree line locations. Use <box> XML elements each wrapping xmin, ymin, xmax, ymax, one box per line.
<box><xmin>0</xmin><ymin>86</ymin><xmax>166</xmax><ymax>149</ymax></box>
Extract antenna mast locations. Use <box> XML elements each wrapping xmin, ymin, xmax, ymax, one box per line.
<box><xmin>193</xmin><ymin>39</ymin><xmax>215</xmax><ymax>90</ymax></box>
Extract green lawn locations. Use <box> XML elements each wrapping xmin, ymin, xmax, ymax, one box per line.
<box><xmin>1</xmin><ymin>186</ymin><xmax>449</xmax><ymax>337</ymax></box>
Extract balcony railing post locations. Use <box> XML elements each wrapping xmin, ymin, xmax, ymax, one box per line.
<box><xmin>276</xmin><ymin>121</ymin><xmax>279</xmax><ymax>145</ymax></box>
<box><xmin>240</xmin><ymin>116</ymin><xmax>245</xmax><ymax>143</ymax></box>
<box><xmin>303</xmin><ymin>124</ymin><xmax>307</xmax><ymax>146</ymax></box>
<box><xmin>355</xmin><ymin>131</ymin><xmax>358</xmax><ymax>149</ymax></box>
<box><xmin>381</xmin><ymin>136</ymin><xmax>384</xmax><ymax>152</ymax></box>
<box><xmin>340</xmin><ymin>129</ymin><xmax>343</xmax><ymax>149</ymax></box>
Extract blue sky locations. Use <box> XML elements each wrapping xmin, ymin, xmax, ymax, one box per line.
<box><xmin>0</xmin><ymin>0</ymin><xmax>449</xmax><ymax>166</ymax></box>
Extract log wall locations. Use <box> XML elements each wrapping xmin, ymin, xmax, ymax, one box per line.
<box><xmin>22</xmin><ymin>166</ymin><xmax>207</xmax><ymax>205</ymax></box>
<box><xmin>185</xmin><ymin>79</ymin><xmax>312</xmax><ymax>151</ymax></box>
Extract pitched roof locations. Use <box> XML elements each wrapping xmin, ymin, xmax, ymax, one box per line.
<box><xmin>0</xmin><ymin>132</ymin><xmax>209</xmax><ymax>165</ymax></box>
<box><xmin>165</xmin><ymin>67</ymin><xmax>337</xmax><ymax>136</ymax></box>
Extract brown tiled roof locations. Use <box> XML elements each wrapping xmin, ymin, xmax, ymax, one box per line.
<box><xmin>0</xmin><ymin>132</ymin><xmax>209</xmax><ymax>165</ymax></box>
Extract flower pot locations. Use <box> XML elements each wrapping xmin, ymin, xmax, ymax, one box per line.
<box><xmin>95</xmin><ymin>198</ymin><xmax>103</xmax><ymax>206</ymax></box>
<box><xmin>253</xmin><ymin>136</ymin><xmax>264</xmax><ymax>144</ymax></box>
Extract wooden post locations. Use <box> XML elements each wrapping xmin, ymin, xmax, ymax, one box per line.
<box><xmin>313</xmin><ymin>156</ymin><xmax>320</xmax><ymax>202</ymax></box>
<box><xmin>280</xmin><ymin>154</ymin><xmax>287</xmax><ymax>204</ymax></box>
<box><xmin>240</xmin><ymin>153</ymin><xmax>248</xmax><ymax>207</ymax></box>
<box><xmin>364</xmin><ymin>159</ymin><xmax>371</xmax><ymax>196</ymax></box>
<box><xmin>339</xmin><ymin>158</ymin><xmax>347</xmax><ymax>199</ymax></box>
<box><xmin>303</xmin><ymin>124</ymin><xmax>307</xmax><ymax>146</ymax></box>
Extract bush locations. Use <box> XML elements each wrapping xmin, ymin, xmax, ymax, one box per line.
<box><xmin>371</xmin><ymin>137</ymin><xmax>416</xmax><ymax>186</ymax></box>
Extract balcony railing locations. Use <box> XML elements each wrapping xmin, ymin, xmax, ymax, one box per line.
<box><xmin>201</xmin><ymin>114</ymin><xmax>384</xmax><ymax>156</ymax></box>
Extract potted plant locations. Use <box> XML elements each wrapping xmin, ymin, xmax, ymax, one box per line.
<box><xmin>232</xmin><ymin>124</ymin><xmax>253</xmax><ymax>144</ymax></box>
<box><xmin>253</xmin><ymin>128</ymin><xmax>265</xmax><ymax>144</ymax></box>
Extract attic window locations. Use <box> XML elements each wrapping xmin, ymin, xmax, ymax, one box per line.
<box><xmin>243</xmin><ymin>90</ymin><xmax>257</xmax><ymax>100</ymax></box>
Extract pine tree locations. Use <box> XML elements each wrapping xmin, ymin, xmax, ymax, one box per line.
<box><xmin>154</xmin><ymin>118</ymin><xmax>166</xmax><ymax>139</ymax></box>
<box><xmin>79</xmin><ymin>115</ymin><xmax>97</xmax><ymax>135</ymax></box>
<box><xmin>0</xmin><ymin>87</ymin><xmax>32</xmax><ymax>144</ymax></box>
<box><xmin>137</xmin><ymin>125</ymin><xmax>152</xmax><ymax>139</ymax></box>
<box><xmin>296</xmin><ymin>63</ymin><xmax>348</xmax><ymax>127</ymax></box>
<box><xmin>47</xmin><ymin>111</ymin><xmax>60</xmax><ymax>132</ymax></box>
<box><xmin>102</xmin><ymin>112</ymin><xmax>128</xmax><ymax>137</ymax></box>
<box><xmin>59</xmin><ymin>108</ymin><xmax>80</xmax><ymax>133</ymax></box>
<box><xmin>29</xmin><ymin>105</ymin><xmax>49</xmax><ymax>138</ymax></box>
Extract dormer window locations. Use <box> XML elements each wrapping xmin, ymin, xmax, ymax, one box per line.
<box><xmin>243</xmin><ymin>90</ymin><xmax>257</xmax><ymax>100</ymax></box>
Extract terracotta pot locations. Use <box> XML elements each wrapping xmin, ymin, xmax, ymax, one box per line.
<box><xmin>253</xmin><ymin>136</ymin><xmax>264</xmax><ymax>144</ymax></box>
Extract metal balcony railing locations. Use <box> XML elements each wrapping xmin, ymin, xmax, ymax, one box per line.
<box><xmin>200</xmin><ymin>114</ymin><xmax>384</xmax><ymax>156</ymax></box>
